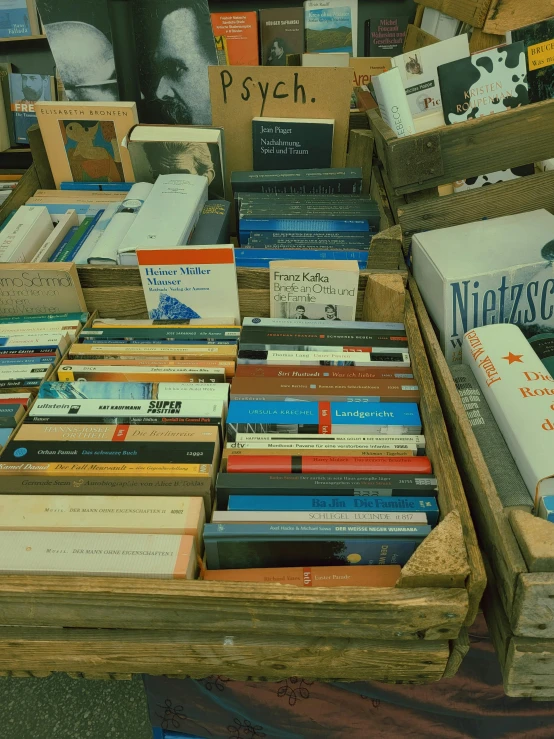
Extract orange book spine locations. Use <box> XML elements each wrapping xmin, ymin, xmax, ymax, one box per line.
<box><xmin>203</xmin><ymin>564</ymin><xmax>401</xmax><ymax>587</ymax></box>
<box><xmin>226</xmin><ymin>455</ymin><xmax>432</xmax><ymax>474</ymax></box>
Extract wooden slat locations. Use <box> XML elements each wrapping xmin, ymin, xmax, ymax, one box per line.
<box><xmin>27</xmin><ymin>124</ymin><xmax>55</xmax><ymax>189</ymax></box>
<box><xmin>0</xmin><ymin>626</ymin><xmax>451</xmax><ymax>682</ymax></box>
<box><xmin>369</xmin><ymin>100</ymin><xmax>554</xmax><ymax>194</ymax></box>
<box><xmin>484</xmin><ymin>0</ymin><xmax>554</xmax><ymax>34</ymax></box>
<box><xmin>510</xmin><ymin>511</ymin><xmax>554</xmax><ymax>573</ymax></box>
<box><xmin>346</xmin><ymin>129</ymin><xmax>374</xmax><ymax>195</ymax></box>
<box><xmin>512</xmin><ymin>573</ymin><xmax>554</xmax><ymax>638</ymax></box>
<box><xmin>363</xmin><ymin>272</ymin><xmax>405</xmax><ymax>323</ymax></box>
<box><xmin>0</xmin><ymin>165</ymin><xmax>40</xmax><ymax>226</ymax></box>
<box><xmin>370</xmin><ymin>164</ymin><xmax>396</xmax><ymax>230</ymax></box>
<box><xmin>0</xmin><ymin>576</ymin><xmax>467</xmax><ymax>641</ymax></box>
<box><xmin>404</xmin><ymin>290</ymin><xmax>486</xmax><ymax>625</ymax></box>
<box><xmin>398</xmin><ymin>171</ymin><xmax>554</xmax><ymax>239</ymax></box>
<box><xmin>417</xmin><ymin>0</ymin><xmax>492</xmax><ymax>26</ymax></box>
<box><xmin>442</xmin><ymin>628</ymin><xmax>470</xmax><ymax>678</ymax></box>
<box><xmin>469</xmin><ymin>27</ymin><xmax>506</xmax><ymax>53</ymax></box>
<box><xmin>403</xmin><ymin>24</ymin><xmax>440</xmax><ymax>53</ymax></box>
<box><xmin>409</xmin><ymin>279</ymin><xmax>527</xmax><ymax>620</ymax></box>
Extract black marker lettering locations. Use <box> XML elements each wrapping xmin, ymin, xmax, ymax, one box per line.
<box><xmin>220</xmin><ymin>70</ymin><xmax>233</xmax><ymax>103</ymax></box>
<box><xmin>257</xmin><ymin>80</ymin><xmax>270</xmax><ymax>115</ymax></box>
<box><xmin>294</xmin><ymin>73</ymin><xmax>306</xmax><ymax>104</ymax></box>
<box><xmin>241</xmin><ymin>76</ymin><xmax>253</xmax><ymax>101</ymax></box>
<box><xmin>273</xmin><ymin>81</ymin><xmax>288</xmax><ymax>99</ymax></box>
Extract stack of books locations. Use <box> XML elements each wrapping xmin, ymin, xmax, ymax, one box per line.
<box><xmin>0</xmin><ymin>310</ymin><xmax>88</xmax><ymax>393</ymax></box>
<box><xmin>232</xmin><ymin>169</ymin><xmax>379</xmax><ymax>269</ymax></box>
<box><xmin>0</xmin><ymin>317</ymin><xmax>239</xmax><ymax>579</ymax></box>
<box><xmin>203</xmin><ymin>316</ymin><xmax>440</xmax><ymax>585</ymax></box>
<box><xmin>0</xmin><ymin>389</ymin><xmax>30</xmax><ymax>450</ymax></box>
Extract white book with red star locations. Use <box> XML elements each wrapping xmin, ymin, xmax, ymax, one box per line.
<box><xmin>462</xmin><ymin>323</ymin><xmax>554</xmax><ymax>508</ymax></box>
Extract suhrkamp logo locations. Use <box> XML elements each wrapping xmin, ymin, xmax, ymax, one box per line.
<box><xmin>14</xmin><ymin>447</ymin><xmax>27</xmax><ymax>458</ymax></box>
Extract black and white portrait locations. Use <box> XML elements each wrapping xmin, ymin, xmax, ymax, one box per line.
<box><xmin>37</xmin><ymin>0</ymin><xmax>217</xmax><ymax>124</ymax></box>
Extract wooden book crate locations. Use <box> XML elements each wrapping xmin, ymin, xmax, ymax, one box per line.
<box><xmin>414</xmin><ymin>0</ymin><xmax>550</xmax><ymax>32</ymax></box>
<box><xmin>411</xmin><ymin>279</ymin><xmax>554</xmax><ymax>698</ymax></box>
<box><xmin>0</xmin><ymin>274</ymin><xmax>485</xmax><ymax>681</ymax></box>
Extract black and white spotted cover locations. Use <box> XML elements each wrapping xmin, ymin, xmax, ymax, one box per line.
<box><xmin>438</xmin><ymin>41</ymin><xmax>529</xmax><ymax>125</ymax></box>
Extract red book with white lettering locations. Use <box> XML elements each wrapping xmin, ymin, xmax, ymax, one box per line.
<box><xmin>226</xmin><ymin>454</ymin><xmax>432</xmax><ymax>475</ymax></box>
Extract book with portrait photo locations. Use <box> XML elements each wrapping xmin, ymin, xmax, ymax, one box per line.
<box><xmin>9</xmin><ymin>73</ymin><xmax>55</xmax><ymax>144</ymax></box>
<box><xmin>259</xmin><ymin>7</ymin><xmax>304</xmax><ymax>67</ymax></box>
<box><xmin>35</xmin><ymin>101</ymin><xmax>138</xmax><ymax>188</ymax></box>
<box><xmin>126</xmin><ymin>124</ymin><xmax>225</xmax><ymax>200</ymax></box>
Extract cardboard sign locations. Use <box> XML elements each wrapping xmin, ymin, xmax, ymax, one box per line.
<box><xmin>349</xmin><ymin>57</ymin><xmax>392</xmax><ymax>87</ymax></box>
<box><xmin>209</xmin><ymin>65</ymin><xmax>352</xmax><ymax>196</ymax></box>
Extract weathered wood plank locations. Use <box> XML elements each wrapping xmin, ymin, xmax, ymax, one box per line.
<box><xmin>403</xmin><ymin>24</ymin><xmax>440</xmax><ymax>53</ymax></box>
<box><xmin>398</xmin><ymin>171</ymin><xmax>554</xmax><ymax>238</ymax></box>
<box><xmin>370</xmin><ymin>164</ymin><xmax>395</xmax><ymax>231</ymax></box>
<box><xmin>398</xmin><ymin>511</ymin><xmax>470</xmax><ymax>589</ymax></box>
<box><xmin>27</xmin><ymin>124</ymin><xmax>55</xmax><ymax>189</ymax></box>
<box><xmin>0</xmin><ymin>576</ymin><xmax>468</xmax><ymax>640</ymax></box>
<box><xmin>346</xmin><ymin>129</ymin><xmax>374</xmax><ymax>195</ymax></box>
<box><xmin>484</xmin><ymin>0</ymin><xmax>554</xmax><ymax>35</ymax></box>
<box><xmin>369</xmin><ymin>100</ymin><xmax>554</xmax><ymax>194</ymax></box>
<box><xmin>512</xmin><ymin>573</ymin><xmax>554</xmax><ymax>639</ymax></box>
<box><xmin>442</xmin><ymin>628</ymin><xmax>470</xmax><ymax>678</ymax></box>
<box><xmin>417</xmin><ymin>0</ymin><xmax>492</xmax><ymax>26</ymax></box>
<box><xmin>510</xmin><ymin>510</ymin><xmax>554</xmax><ymax>573</ymax></box>
<box><xmin>409</xmin><ymin>278</ymin><xmax>527</xmax><ymax>622</ymax></box>
<box><xmin>0</xmin><ymin>165</ymin><xmax>40</xmax><ymax>227</ymax></box>
<box><xmin>404</xmin><ymin>290</ymin><xmax>486</xmax><ymax>625</ymax></box>
<box><xmin>363</xmin><ymin>271</ymin><xmax>405</xmax><ymax>323</ymax></box>
<box><xmin>469</xmin><ymin>27</ymin><xmax>505</xmax><ymax>52</ymax></box>
<box><xmin>0</xmin><ymin>627</ymin><xmax>451</xmax><ymax>682</ymax></box>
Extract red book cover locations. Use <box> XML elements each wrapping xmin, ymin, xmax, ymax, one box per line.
<box><xmin>210</xmin><ymin>11</ymin><xmax>259</xmax><ymax>65</ymax></box>
<box><xmin>226</xmin><ymin>455</ymin><xmax>432</xmax><ymax>475</ymax></box>
<box><xmin>235</xmin><ymin>365</ymin><xmax>414</xmax><ymax>380</ymax></box>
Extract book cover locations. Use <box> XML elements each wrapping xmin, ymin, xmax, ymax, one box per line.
<box><xmin>412</xmin><ymin>209</ymin><xmax>554</xmax><ymax>364</ymax></box>
<box><xmin>9</xmin><ymin>73</ymin><xmax>54</xmax><ymax>144</ymax></box>
<box><xmin>211</xmin><ymin>11</ymin><xmax>259</xmax><ymax>65</ymax></box>
<box><xmin>350</xmin><ymin>57</ymin><xmax>392</xmax><ymax>87</ymax></box>
<box><xmin>450</xmin><ymin>363</ymin><xmax>533</xmax><ymax>510</ymax></box>
<box><xmin>203</xmin><ymin>563</ymin><xmax>402</xmax><ymax>587</ymax></box>
<box><xmin>509</xmin><ymin>17</ymin><xmax>554</xmax><ymax>103</ymax></box>
<box><xmin>126</xmin><ymin>124</ymin><xmax>225</xmax><ymax>200</ymax></box>
<box><xmin>252</xmin><ymin>117</ymin><xmax>334</xmax><ymax>171</ymax></box>
<box><xmin>372</xmin><ymin>67</ymin><xmax>415</xmax><ymax>138</ymax></box>
<box><xmin>0</xmin><ymin>1</ymin><xmax>31</xmax><ymax>37</ymax></box>
<box><xmin>304</xmin><ymin>0</ymin><xmax>356</xmax><ymax>56</ymax></box>
<box><xmin>438</xmin><ymin>42</ymin><xmax>529</xmax><ymax>125</ymax></box>
<box><xmin>228</xmin><ymin>494</ymin><xmax>440</xmax><ymax>524</ymax></box>
<box><xmin>462</xmin><ymin>323</ymin><xmax>554</xmax><ymax>507</ymax></box>
<box><xmin>367</xmin><ymin>16</ymin><xmax>408</xmax><ymax>56</ymax></box>
<box><xmin>137</xmin><ymin>245</ymin><xmax>240</xmax><ymax>325</ymax></box>
<box><xmin>226</xmin><ymin>454</ymin><xmax>431</xmax><ymax>474</ymax></box>
<box><xmin>189</xmin><ymin>200</ymin><xmax>231</xmax><ymax>246</ymax></box>
<box><xmin>204</xmin><ymin>523</ymin><xmax>428</xmax><ymax>568</ymax></box>
<box><xmin>391</xmin><ymin>35</ymin><xmax>470</xmax><ymax>123</ymax></box>
<box><xmin>0</xmin><ymin>495</ymin><xmax>205</xmax><ymax>539</ymax></box>
<box><xmin>269</xmin><ymin>260</ymin><xmax>358</xmax><ymax>320</ymax></box>
<box><xmin>0</xmin><ymin>205</ymin><xmax>53</xmax><ymax>263</ymax></box>
<box><xmin>0</xmin><ymin>530</ymin><xmax>197</xmax><ymax>579</ymax></box>
<box><xmin>35</xmin><ymin>101</ymin><xmax>138</xmax><ymax>188</ymax></box>
<box><xmin>453</xmin><ymin>164</ymin><xmax>535</xmax><ymax>192</ymax></box>
<box><xmin>259</xmin><ymin>7</ymin><xmax>304</xmax><ymax>66</ymax></box>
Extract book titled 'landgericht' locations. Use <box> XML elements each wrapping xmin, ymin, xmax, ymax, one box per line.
<box><xmin>252</xmin><ymin>117</ymin><xmax>334</xmax><ymax>171</ymax></box>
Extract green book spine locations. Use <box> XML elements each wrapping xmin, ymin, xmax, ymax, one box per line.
<box><xmin>54</xmin><ymin>217</ymin><xmax>94</xmax><ymax>262</ymax></box>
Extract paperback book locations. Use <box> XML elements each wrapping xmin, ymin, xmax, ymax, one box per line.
<box><xmin>259</xmin><ymin>7</ymin><xmax>304</xmax><ymax>66</ymax></box>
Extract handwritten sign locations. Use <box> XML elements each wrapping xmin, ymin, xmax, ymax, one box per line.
<box><xmin>209</xmin><ymin>66</ymin><xmax>352</xmax><ymax>197</ymax></box>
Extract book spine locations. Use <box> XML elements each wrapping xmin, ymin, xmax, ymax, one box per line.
<box><xmin>232</xmin><ymin>432</ymin><xmax>425</xmax><ymax>448</ymax></box>
<box><xmin>240</xmin><ymin>219</ymin><xmax>370</xmax><ymax>232</ymax></box>
<box><xmin>48</xmin><ymin>227</ymin><xmax>78</xmax><ymax>262</ymax></box>
<box><xmin>234</xmin><ymin>365</ymin><xmax>413</xmax><ymax>379</ymax></box>
<box><xmin>79</xmin><ymin>328</ymin><xmax>240</xmax><ymax>342</ymax></box>
<box><xmin>225</xmin><ymin>455</ymin><xmax>432</xmax><ymax>474</ymax></box>
<box><xmin>371</xmin><ymin>67</ymin><xmax>416</xmax><ymax>138</ymax></box>
<box><xmin>212</xmin><ymin>510</ymin><xmax>429</xmax><ymax>525</ymax></box>
<box><xmin>0</xmin><ymin>312</ymin><xmax>87</xmax><ymax>324</ymax></box>
<box><xmin>54</xmin><ymin>215</ymin><xmax>97</xmax><ymax>262</ymax></box>
<box><xmin>64</xmin><ymin>210</ymin><xmax>104</xmax><ymax>262</ymax></box>
<box><xmin>237</xmin><ymin>349</ymin><xmax>411</xmax><ymax>367</ymax></box>
<box><xmin>202</xmin><ymin>564</ymin><xmax>401</xmax><ymax>587</ymax></box>
<box><xmin>30</xmin><ymin>398</ymin><xmax>223</xmax><ymax>418</ymax></box>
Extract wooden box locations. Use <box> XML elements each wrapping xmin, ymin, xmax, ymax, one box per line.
<box><xmin>0</xmin><ymin>272</ymin><xmax>485</xmax><ymax>681</ymax></box>
<box><xmin>415</xmin><ymin>0</ymin><xmax>553</xmax><ymax>31</ymax></box>
<box><xmin>410</xmin><ymin>278</ymin><xmax>554</xmax><ymax>698</ymax></box>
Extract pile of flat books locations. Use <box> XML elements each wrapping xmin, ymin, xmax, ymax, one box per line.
<box><xmin>0</xmin><ymin>316</ymin><xmax>238</xmax><ymax>579</ymax></box>
<box><xmin>231</xmin><ymin>168</ymin><xmax>379</xmax><ymax>269</ymax></box>
<box><xmin>204</xmin><ymin>316</ymin><xmax>440</xmax><ymax>587</ymax></box>
<box><xmin>0</xmin><ymin>310</ymin><xmax>88</xmax><ymax>394</ymax></box>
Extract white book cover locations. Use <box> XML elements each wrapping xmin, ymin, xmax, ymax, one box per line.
<box><xmin>31</xmin><ymin>209</ymin><xmax>79</xmax><ymax>263</ymax></box>
<box><xmin>392</xmin><ymin>34</ymin><xmax>470</xmax><ymax>122</ymax></box>
<box><xmin>30</xmin><ymin>398</ymin><xmax>225</xmax><ymax>419</ymax></box>
<box><xmin>118</xmin><ymin>175</ymin><xmax>208</xmax><ymax>265</ymax></box>
<box><xmin>137</xmin><ymin>245</ymin><xmax>240</xmax><ymax>325</ymax></box>
<box><xmin>412</xmin><ymin>209</ymin><xmax>554</xmax><ymax>364</ymax></box>
<box><xmin>462</xmin><ymin>323</ymin><xmax>554</xmax><ymax>506</ymax></box>
<box><xmin>269</xmin><ymin>260</ymin><xmax>359</xmax><ymax>320</ymax></box>
<box><xmin>371</xmin><ymin>67</ymin><xmax>415</xmax><ymax>138</ymax></box>
<box><xmin>0</xmin><ymin>206</ymin><xmax>53</xmax><ymax>263</ymax></box>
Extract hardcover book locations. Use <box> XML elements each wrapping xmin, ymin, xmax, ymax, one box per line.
<box><xmin>231</xmin><ymin>168</ymin><xmax>363</xmax><ymax>195</ymax></box>
<box><xmin>450</xmin><ymin>363</ymin><xmax>533</xmax><ymax>511</ymax></box>
<box><xmin>9</xmin><ymin>73</ymin><xmax>55</xmax><ymax>144</ymax></box>
<box><xmin>0</xmin><ymin>530</ymin><xmax>197</xmax><ymax>579</ymax></box>
<box><xmin>438</xmin><ymin>42</ymin><xmax>529</xmax><ymax>125</ymax></box>
<box><xmin>304</xmin><ymin>0</ymin><xmax>357</xmax><ymax>57</ymax></box>
<box><xmin>269</xmin><ymin>260</ymin><xmax>358</xmax><ymax>320</ymax></box>
<box><xmin>35</xmin><ymin>102</ymin><xmax>139</xmax><ymax>188</ymax></box>
<box><xmin>366</xmin><ymin>16</ymin><xmax>409</xmax><ymax>57</ymax></box>
<box><xmin>137</xmin><ymin>245</ymin><xmax>240</xmax><ymax>325</ymax></box>
<box><xmin>252</xmin><ymin>117</ymin><xmax>334</xmax><ymax>171</ymax></box>
<box><xmin>462</xmin><ymin>323</ymin><xmax>554</xmax><ymax>507</ymax></box>
<box><xmin>259</xmin><ymin>7</ymin><xmax>304</xmax><ymax>66</ymax></box>
<box><xmin>126</xmin><ymin>124</ymin><xmax>225</xmax><ymax>200</ymax></box>
<box><xmin>412</xmin><ymin>209</ymin><xmax>554</xmax><ymax>364</ymax></box>
<box><xmin>210</xmin><ymin>11</ymin><xmax>259</xmax><ymax>66</ymax></box>
<box><xmin>203</xmin><ymin>564</ymin><xmax>402</xmax><ymax>587</ymax></box>
<box><xmin>509</xmin><ymin>17</ymin><xmax>554</xmax><ymax>103</ymax></box>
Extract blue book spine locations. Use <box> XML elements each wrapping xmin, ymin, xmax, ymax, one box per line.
<box><xmin>227</xmin><ymin>495</ymin><xmax>440</xmax><ymax>525</ymax></box>
<box><xmin>48</xmin><ymin>227</ymin><xmax>78</xmax><ymax>262</ymax></box>
<box><xmin>0</xmin><ymin>428</ymin><xmax>12</xmax><ymax>447</ymax></box>
<box><xmin>60</xmin><ymin>182</ymin><xmax>133</xmax><ymax>192</ymax></box>
<box><xmin>240</xmin><ymin>219</ymin><xmax>371</xmax><ymax>233</ymax></box>
<box><xmin>0</xmin><ymin>356</ymin><xmax>53</xmax><ymax>365</ymax></box>
<box><xmin>38</xmin><ymin>381</ymin><xmax>155</xmax><ymax>400</ymax></box>
<box><xmin>0</xmin><ymin>312</ymin><xmax>88</xmax><ymax>324</ymax></box>
<box><xmin>236</xmin><ymin>260</ymin><xmax>367</xmax><ymax>269</ymax></box>
<box><xmin>236</xmin><ymin>249</ymin><xmax>369</xmax><ymax>261</ymax></box>
<box><xmin>28</xmin><ymin>204</ymin><xmax>93</xmax><ymax>216</ymax></box>
<box><xmin>64</xmin><ymin>210</ymin><xmax>104</xmax><ymax>262</ymax></box>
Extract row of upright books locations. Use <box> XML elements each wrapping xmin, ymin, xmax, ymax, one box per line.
<box><xmin>0</xmin><ymin>310</ymin><xmax>439</xmax><ymax>584</ymax></box>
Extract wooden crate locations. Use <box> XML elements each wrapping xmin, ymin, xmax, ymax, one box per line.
<box><xmin>483</xmin><ymin>0</ymin><xmax>554</xmax><ymax>35</ymax></box>
<box><xmin>414</xmin><ymin>0</ymin><xmax>493</xmax><ymax>28</ymax></box>
<box><xmin>403</xmin><ymin>19</ymin><xmax>505</xmax><ymax>54</ymax></box>
<box><xmin>368</xmin><ymin>99</ymin><xmax>554</xmax><ymax>251</ymax></box>
<box><xmin>410</xmin><ymin>278</ymin><xmax>554</xmax><ymax>698</ymax></box>
<box><xmin>0</xmin><ymin>272</ymin><xmax>485</xmax><ymax>681</ymax></box>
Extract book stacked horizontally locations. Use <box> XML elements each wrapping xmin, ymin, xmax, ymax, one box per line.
<box><xmin>0</xmin><ymin>310</ymin><xmax>88</xmax><ymax>394</ymax></box>
<box><xmin>0</xmin><ymin>317</ymin><xmax>239</xmax><ymax>579</ymax></box>
<box><xmin>204</xmin><ymin>316</ymin><xmax>440</xmax><ymax>586</ymax></box>
<box><xmin>232</xmin><ymin>168</ymin><xmax>379</xmax><ymax>269</ymax></box>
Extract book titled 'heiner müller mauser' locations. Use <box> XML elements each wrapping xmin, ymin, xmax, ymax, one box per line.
<box><xmin>413</xmin><ymin>209</ymin><xmax>554</xmax><ymax>364</ymax></box>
